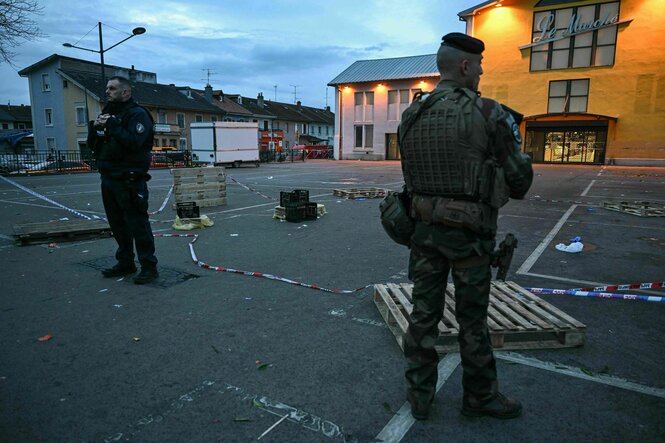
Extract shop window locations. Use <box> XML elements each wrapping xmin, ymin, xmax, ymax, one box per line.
<box><xmin>530</xmin><ymin>2</ymin><xmax>619</xmax><ymax>71</ymax></box>
<box><xmin>548</xmin><ymin>79</ymin><xmax>589</xmax><ymax>113</ymax></box>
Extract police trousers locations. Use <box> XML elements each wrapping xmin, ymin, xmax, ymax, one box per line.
<box><xmin>404</xmin><ymin>221</ymin><xmax>497</xmax><ymax>409</ymax></box>
<box><xmin>101</xmin><ymin>174</ymin><xmax>157</xmax><ymax>268</ymax></box>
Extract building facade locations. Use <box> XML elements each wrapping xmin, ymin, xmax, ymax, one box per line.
<box><xmin>328</xmin><ymin>55</ymin><xmax>439</xmax><ymax>160</ymax></box>
<box><xmin>460</xmin><ymin>0</ymin><xmax>665</xmax><ymax>165</ymax></box>
<box><xmin>330</xmin><ymin>0</ymin><xmax>664</xmax><ymax>165</ymax></box>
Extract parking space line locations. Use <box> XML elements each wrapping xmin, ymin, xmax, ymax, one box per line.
<box><xmin>516</xmin><ymin>204</ymin><xmax>577</xmax><ymax>275</ymax></box>
<box><xmin>580</xmin><ymin>179</ymin><xmax>596</xmax><ymax>197</ymax></box>
<box><xmin>497</xmin><ymin>352</ymin><xmax>665</xmax><ymax>399</ymax></box>
<box><xmin>374</xmin><ymin>354</ymin><xmax>461</xmax><ymax>443</ymax></box>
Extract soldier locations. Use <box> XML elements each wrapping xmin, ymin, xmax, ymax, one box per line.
<box><xmin>398</xmin><ymin>33</ymin><xmax>533</xmax><ymax>420</ymax></box>
<box><xmin>88</xmin><ymin>76</ymin><xmax>159</xmax><ymax>285</ymax></box>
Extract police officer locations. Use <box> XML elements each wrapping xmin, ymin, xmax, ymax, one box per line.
<box><xmin>398</xmin><ymin>33</ymin><xmax>533</xmax><ymax>420</ymax></box>
<box><xmin>87</xmin><ymin>75</ymin><xmax>159</xmax><ymax>285</ymax></box>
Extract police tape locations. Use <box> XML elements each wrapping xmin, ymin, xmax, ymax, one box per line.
<box><xmin>0</xmin><ymin>175</ymin><xmax>93</xmax><ymax>220</ymax></box>
<box><xmin>149</xmin><ymin>184</ymin><xmax>173</xmax><ymax>215</ymax></box>
<box><xmin>154</xmin><ymin>233</ymin><xmax>371</xmax><ymax>294</ymax></box>
<box><xmin>227</xmin><ymin>176</ymin><xmax>275</xmax><ymax>200</ymax></box>
<box><xmin>568</xmin><ymin>281</ymin><xmax>664</xmax><ymax>292</ymax></box>
<box><xmin>526</xmin><ymin>287</ymin><xmax>665</xmax><ymax>303</ymax></box>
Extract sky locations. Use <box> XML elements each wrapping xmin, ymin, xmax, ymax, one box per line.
<box><xmin>1</xmin><ymin>0</ymin><xmax>480</xmax><ymax>110</ymax></box>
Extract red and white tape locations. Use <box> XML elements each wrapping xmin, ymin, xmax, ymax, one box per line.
<box><xmin>227</xmin><ymin>176</ymin><xmax>275</xmax><ymax>201</ymax></box>
<box><xmin>568</xmin><ymin>281</ymin><xmax>664</xmax><ymax>292</ymax></box>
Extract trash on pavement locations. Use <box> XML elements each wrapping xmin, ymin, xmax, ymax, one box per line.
<box><xmin>555</xmin><ymin>241</ymin><xmax>584</xmax><ymax>253</ymax></box>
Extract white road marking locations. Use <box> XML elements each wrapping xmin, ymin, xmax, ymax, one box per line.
<box><xmin>580</xmin><ymin>179</ymin><xmax>596</xmax><ymax>197</ymax></box>
<box><xmin>374</xmin><ymin>354</ymin><xmax>461</xmax><ymax>443</ymax></box>
<box><xmin>516</xmin><ymin>204</ymin><xmax>578</xmax><ymax>275</ymax></box>
<box><xmin>496</xmin><ymin>352</ymin><xmax>665</xmax><ymax>399</ymax></box>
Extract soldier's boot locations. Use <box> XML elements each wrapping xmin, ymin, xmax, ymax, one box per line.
<box><xmin>102</xmin><ymin>262</ymin><xmax>137</xmax><ymax>278</ymax></box>
<box><xmin>461</xmin><ymin>392</ymin><xmax>522</xmax><ymax>419</ymax></box>
<box><xmin>134</xmin><ymin>266</ymin><xmax>159</xmax><ymax>285</ymax></box>
<box><xmin>410</xmin><ymin>400</ymin><xmax>432</xmax><ymax>421</ymax></box>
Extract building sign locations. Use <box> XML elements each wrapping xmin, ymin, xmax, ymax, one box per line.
<box><xmin>154</xmin><ymin>124</ymin><xmax>171</xmax><ymax>133</ymax></box>
<box><xmin>520</xmin><ymin>7</ymin><xmax>632</xmax><ymax>50</ymax></box>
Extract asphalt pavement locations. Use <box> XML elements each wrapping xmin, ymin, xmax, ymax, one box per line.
<box><xmin>1</xmin><ymin>161</ymin><xmax>664</xmax><ymax>442</ymax></box>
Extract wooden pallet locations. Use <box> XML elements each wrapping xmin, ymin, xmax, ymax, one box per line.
<box><xmin>273</xmin><ymin>204</ymin><xmax>327</xmax><ymax>220</ymax></box>
<box><xmin>601</xmin><ymin>201</ymin><xmax>665</xmax><ymax>217</ymax></box>
<box><xmin>374</xmin><ymin>281</ymin><xmax>586</xmax><ymax>353</ymax></box>
<box><xmin>13</xmin><ymin>219</ymin><xmax>112</xmax><ymax>245</ymax></box>
<box><xmin>333</xmin><ymin>188</ymin><xmax>387</xmax><ymax>199</ymax></box>
<box><xmin>172</xmin><ymin>167</ymin><xmax>228</xmax><ymax>209</ymax></box>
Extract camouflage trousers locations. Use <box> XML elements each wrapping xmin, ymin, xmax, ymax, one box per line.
<box><xmin>404</xmin><ymin>221</ymin><xmax>498</xmax><ymax>410</ymax></box>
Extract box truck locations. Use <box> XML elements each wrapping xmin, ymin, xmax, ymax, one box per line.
<box><xmin>190</xmin><ymin>122</ymin><xmax>260</xmax><ymax>168</ymax></box>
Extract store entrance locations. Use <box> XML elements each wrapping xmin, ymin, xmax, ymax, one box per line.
<box><xmin>525</xmin><ymin>126</ymin><xmax>607</xmax><ymax>164</ymax></box>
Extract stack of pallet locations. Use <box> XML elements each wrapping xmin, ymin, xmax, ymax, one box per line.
<box><xmin>172</xmin><ymin>167</ymin><xmax>227</xmax><ymax>209</ymax></box>
<box><xmin>601</xmin><ymin>201</ymin><xmax>664</xmax><ymax>217</ymax></box>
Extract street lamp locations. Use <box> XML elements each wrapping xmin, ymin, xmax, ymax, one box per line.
<box><xmin>63</xmin><ymin>22</ymin><xmax>146</xmax><ymax>100</ymax></box>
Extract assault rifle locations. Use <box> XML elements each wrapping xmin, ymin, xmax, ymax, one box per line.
<box><xmin>491</xmin><ymin>233</ymin><xmax>518</xmax><ymax>281</ymax></box>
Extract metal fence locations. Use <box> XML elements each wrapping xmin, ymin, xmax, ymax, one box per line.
<box><xmin>260</xmin><ymin>146</ymin><xmax>334</xmax><ymax>163</ymax></box>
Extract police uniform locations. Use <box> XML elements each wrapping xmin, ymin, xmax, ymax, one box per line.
<box><xmin>87</xmin><ymin>97</ymin><xmax>158</xmax><ymax>283</ymax></box>
<box><xmin>398</xmin><ymin>33</ymin><xmax>533</xmax><ymax>419</ymax></box>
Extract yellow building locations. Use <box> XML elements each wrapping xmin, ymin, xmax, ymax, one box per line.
<box><xmin>461</xmin><ymin>0</ymin><xmax>665</xmax><ymax>165</ymax></box>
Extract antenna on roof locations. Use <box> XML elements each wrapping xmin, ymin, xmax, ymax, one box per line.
<box><xmin>325</xmin><ymin>87</ymin><xmax>329</xmax><ymax>108</ymax></box>
<box><xmin>289</xmin><ymin>84</ymin><xmax>301</xmax><ymax>104</ymax></box>
<box><xmin>273</xmin><ymin>84</ymin><xmax>277</xmax><ymax>101</ymax></box>
<box><xmin>201</xmin><ymin>68</ymin><xmax>217</xmax><ymax>86</ymax></box>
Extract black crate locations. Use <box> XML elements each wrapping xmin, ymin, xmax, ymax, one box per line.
<box><xmin>176</xmin><ymin>202</ymin><xmax>200</xmax><ymax>218</ymax></box>
<box><xmin>284</xmin><ymin>202</ymin><xmax>317</xmax><ymax>223</ymax></box>
<box><xmin>304</xmin><ymin>202</ymin><xmax>318</xmax><ymax>220</ymax></box>
<box><xmin>280</xmin><ymin>189</ymin><xmax>309</xmax><ymax>207</ymax></box>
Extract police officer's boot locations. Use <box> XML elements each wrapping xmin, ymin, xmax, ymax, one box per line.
<box><xmin>461</xmin><ymin>392</ymin><xmax>522</xmax><ymax>419</ymax></box>
<box><xmin>134</xmin><ymin>265</ymin><xmax>159</xmax><ymax>285</ymax></box>
<box><xmin>102</xmin><ymin>262</ymin><xmax>137</xmax><ymax>278</ymax></box>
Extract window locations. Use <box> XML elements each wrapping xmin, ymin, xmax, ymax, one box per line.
<box><xmin>2</xmin><ymin>123</ymin><xmax>8</xmax><ymax>129</ymax></box>
<box><xmin>211</xmin><ymin>116</ymin><xmax>218</xmax><ymax>122</ymax></box>
<box><xmin>176</xmin><ymin>113</ymin><xmax>185</xmax><ymax>128</ymax></box>
<box><xmin>179</xmin><ymin>138</ymin><xmax>187</xmax><ymax>151</ymax></box>
<box><xmin>157</xmin><ymin>111</ymin><xmax>167</xmax><ymax>124</ymax></box>
<box><xmin>263</xmin><ymin>120</ymin><xmax>269</xmax><ymax>131</ymax></box>
<box><xmin>169</xmin><ymin>139</ymin><xmax>177</xmax><ymax>148</ymax></box>
<box><xmin>63</xmin><ymin>80</ymin><xmax>68</xmax><ymax>88</ymax></box>
<box><xmin>46</xmin><ymin>137</ymin><xmax>56</xmax><ymax>150</ymax></box>
<box><xmin>354</xmin><ymin>125</ymin><xmax>374</xmax><ymax>150</ymax></box>
<box><xmin>195</xmin><ymin>114</ymin><xmax>203</xmax><ymax>122</ymax></box>
<box><xmin>318</xmin><ymin>126</ymin><xmax>321</xmax><ymax>134</ymax></box>
<box><xmin>41</xmin><ymin>74</ymin><xmax>50</xmax><ymax>91</ymax></box>
<box><xmin>530</xmin><ymin>2</ymin><xmax>619</xmax><ymax>71</ymax></box>
<box><xmin>354</xmin><ymin>91</ymin><xmax>374</xmax><ymax>121</ymax></box>
<box><xmin>75</xmin><ymin>106</ymin><xmax>86</xmax><ymax>125</ymax></box>
<box><xmin>388</xmin><ymin>89</ymin><xmax>418</xmax><ymax>120</ymax></box>
<box><xmin>44</xmin><ymin>108</ymin><xmax>53</xmax><ymax>126</ymax></box>
<box><xmin>285</xmin><ymin>122</ymin><xmax>289</xmax><ymax>133</ymax></box>
<box><xmin>548</xmin><ymin>79</ymin><xmax>589</xmax><ymax>113</ymax></box>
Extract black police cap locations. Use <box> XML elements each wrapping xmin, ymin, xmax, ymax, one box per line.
<box><xmin>441</xmin><ymin>32</ymin><xmax>485</xmax><ymax>54</ymax></box>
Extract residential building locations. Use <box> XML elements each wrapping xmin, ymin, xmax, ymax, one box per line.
<box><xmin>0</xmin><ymin>104</ymin><xmax>33</xmax><ymax>153</ymax></box>
<box><xmin>458</xmin><ymin>0</ymin><xmax>664</xmax><ymax>165</ymax></box>
<box><xmin>328</xmin><ymin>55</ymin><xmax>439</xmax><ymax>160</ymax></box>
<box><xmin>18</xmin><ymin>55</ymin><xmax>222</xmax><ymax>156</ymax></box>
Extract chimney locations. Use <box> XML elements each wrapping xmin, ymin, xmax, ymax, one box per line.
<box><xmin>204</xmin><ymin>84</ymin><xmax>213</xmax><ymax>103</ymax></box>
<box><xmin>257</xmin><ymin>92</ymin><xmax>264</xmax><ymax>107</ymax></box>
<box><xmin>296</xmin><ymin>100</ymin><xmax>302</xmax><ymax>110</ymax></box>
<box><xmin>129</xmin><ymin>65</ymin><xmax>137</xmax><ymax>81</ymax></box>
<box><xmin>325</xmin><ymin>105</ymin><xmax>330</xmax><ymax>112</ymax></box>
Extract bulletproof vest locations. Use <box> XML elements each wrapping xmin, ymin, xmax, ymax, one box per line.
<box><xmin>400</xmin><ymin>88</ymin><xmax>490</xmax><ymax>198</ymax></box>
<box><xmin>97</xmin><ymin>103</ymin><xmax>152</xmax><ymax>164</ymax></box>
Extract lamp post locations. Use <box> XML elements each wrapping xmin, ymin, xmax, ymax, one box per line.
<box><xmin>63</xmin><ymin>22</ymin><xmax>146</xmax><ymax>100</ymax></box>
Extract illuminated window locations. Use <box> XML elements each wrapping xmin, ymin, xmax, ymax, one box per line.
<box><xmin>548</xmin><ymin>79</ymin><xmax>589</xmax><ymax>113</ymax></box>
<box><xmin>530</xmin><ymin>2</ymin><xmax>619</xmax><ymax>71</ymax></box>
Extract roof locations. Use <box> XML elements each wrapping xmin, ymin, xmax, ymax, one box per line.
<box><xmin>0</xmin><ymin>105</ymin><xmax>32</xmax><ymax>122</ymax></box>
<box><xmin>328</xmin><ymin>54</ymin><xmax>438</xmax><ymax>86</ymax></box>
<box><xmin>18</xmin><ymin>53</ymin><xmax>155</xmax><ymax>78</ymax></box>
<box><xmin>59</xmin><ymin>70</ymin><xmax>223</xmax><ymax>114</ymax></box>
<box><xmin>457</xmin><ymin>1</ymin><xmax>497</xmax><ymax>18</ymax></box>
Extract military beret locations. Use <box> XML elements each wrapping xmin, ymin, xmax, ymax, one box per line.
<box><xmin>441</xmin><ymin>32</ymin><xmax>485</xmax><ymax>54</ymax></box>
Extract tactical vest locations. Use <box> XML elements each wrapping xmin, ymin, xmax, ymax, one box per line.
<box><xmin>97</xmin><ymin>104</ymin><xmax>152</xmax><ymax>165</ymax></box>
<box><xmin>399</xmin><ymin>87</ymin><xmax>489</xmax><ymax>198</ymax></box>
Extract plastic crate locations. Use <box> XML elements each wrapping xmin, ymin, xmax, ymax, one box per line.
<box><xmin>176</xmin><ymin>202</ymin><xmax>200</xmax><ymax>218</ymax></box>
<box><xmin>280</xmin><ymin>189</ymin><xmax>309</xmax><ymax>207</ymax></box>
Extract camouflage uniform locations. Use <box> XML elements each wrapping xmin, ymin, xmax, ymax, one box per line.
<box><xmin>400</xmin><ymin>79</ymin><xmax>533</xmax><ymax>413</ymax></box>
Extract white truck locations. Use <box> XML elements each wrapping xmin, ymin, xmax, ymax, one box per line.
<box><xmin>190</xmin><ymin>122</ymin><xmax>260</xmax><ymax>168</ymax></box>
